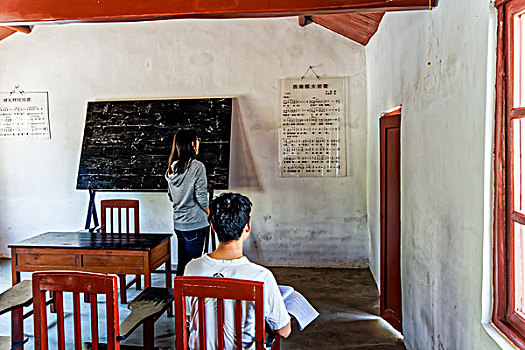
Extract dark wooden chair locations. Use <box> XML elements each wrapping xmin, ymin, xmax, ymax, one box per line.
<box><xmin>0</xmin><ymin>280</ymin><xmax>33</xmax><ymax>349</ymax></box>
<box><xmin>100</xmin><ymin>199</ymin><xmax>141</xmax><ymax>304</ymax></box>
<box><xmin>174</xmin><ymin>276</ymin><xmax>280</xmax><ymax>350</ymax></box>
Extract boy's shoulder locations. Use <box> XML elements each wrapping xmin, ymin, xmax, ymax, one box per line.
<box><xmin>185</xmin><ymin>255</ymin><xmax>275</xmax><ymax>282</ymax></box>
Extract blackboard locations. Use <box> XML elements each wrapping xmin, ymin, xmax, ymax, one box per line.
<box><xmin>76</xmin><ymin>98</ymin><xmax>232</xmax><ymax>191</ymax></box>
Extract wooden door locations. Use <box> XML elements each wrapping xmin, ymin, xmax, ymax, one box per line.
<box><xmin>380</xmin><ymin>109</ymin><xmax>402</xmax><ymax>333</ymax></box>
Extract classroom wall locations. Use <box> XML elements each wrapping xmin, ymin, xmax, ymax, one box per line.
<box><xmin>366</xmin><ymin>0</ymin><xmax>500</xmax><ymax>348</ymax></box>
<box><xmin>0</xmin><ymin>17</ymin><xmax>369</xmax><ymax>267</ymax></box>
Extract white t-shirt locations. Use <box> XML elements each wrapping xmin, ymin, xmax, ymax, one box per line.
<box><xmin>184</xmin><ymin>254</ymin><xmax>290</xmax><ymax>350</ymax></box>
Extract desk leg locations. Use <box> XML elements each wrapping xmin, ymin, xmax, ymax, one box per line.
<box><xmin>144</xmin><ymin>266</ymin><xmax>151</xmax><ymax>289</ymax></box>
<box><xmin>11</xmin><ymin>261</ymin><xmax>23</xmax><ymax>350</ymax></box>
<box><xmin>166</xmin><ymin>241</ymin><xmax>173</xmax><ymax>317</ymax></box>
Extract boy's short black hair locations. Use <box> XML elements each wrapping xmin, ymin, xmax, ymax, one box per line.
<box><xmin>209</xmin><ymin>193</ymin><xmax>252</xmax><ymax>243</ymax></box>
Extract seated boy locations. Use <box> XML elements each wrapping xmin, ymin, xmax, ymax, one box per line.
<box><xmin>184</xmin><ymin>192</ymin><xmax>292</xmax><ymax>349</ymax></box>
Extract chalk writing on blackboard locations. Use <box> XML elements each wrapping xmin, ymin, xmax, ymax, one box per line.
<box><xmin>278</xmin><ymin>78</ymin><xmax>346</xmax><ymax>177</ymax></box>
<box><xmin>76</xmin><ymin>98</ymin><xmax>233</xmax><ymax>191</ymax></box>
<box><xmin>0</xmin><ymin>91</ymin><xmax>50</xmax><ymax>139</ymax></box>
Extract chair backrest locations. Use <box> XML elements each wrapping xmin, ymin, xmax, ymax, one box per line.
<box><xmin>32</xmin><ymin>271</ymin><xmax>120</xmax><ymax>350</ymax></box>
<box><xmin>174</xmin><ymin>276</ymin><xmax>266</xmax><ymax>350</ymax></box>
<box><xmin>101</xmin><ymin>199</ymin><xmax>139</xmax><ymax>234</ymax></box>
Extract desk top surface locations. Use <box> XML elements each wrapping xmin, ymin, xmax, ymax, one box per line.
<box><xmin>8</xmin><ymin>231</ymin><xmax>172</xmax><ymax>251</ymax></box>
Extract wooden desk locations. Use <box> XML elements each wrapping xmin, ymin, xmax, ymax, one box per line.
<box><xmin>8</xmin><ymin>231</ymin><xmax>173</xmax><ymax>348</ymax></box>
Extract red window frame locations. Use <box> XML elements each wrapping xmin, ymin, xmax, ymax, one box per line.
<box><xmin>494</xmin><ymin>0</ymin><xmax>525</xmax><ymax>346</ymax></box>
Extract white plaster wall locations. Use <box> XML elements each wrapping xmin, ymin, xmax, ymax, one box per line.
<box><xmin>0</xmin><ymin>18</ymin><xmax>368</xmax><ymax>267</ymax></box>
<box><xmin>366</xmin><ymin>0</ymin><xmax>500</xmax><ymax>348</ymax></box>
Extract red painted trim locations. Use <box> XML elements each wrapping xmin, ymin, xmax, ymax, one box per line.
<box><xmin>494</xmin><ymin>2</ymin><xmax>507</xmax><ymax>326</ymax></box>
<box><xmin>382</xmin><ymin>106</ymin><xmax>402</xmax><ymax>117</ymax></box>
<box><xmin>509</xmin><ymin>108</ymin><xmax>525</xmax><ymax>118</ymax></box>
<box><xmin>511</xmin><ymin>211</ymin><xmax>525</xmax><ymax>224</ymax></box>
<box><xmin>0</xmin><ymin>0</ymin><xmax>438</xmax><ymax>24</ymax></box>
<box><xmin>497</xmin><ymin>0</ymin><xmax>514</xmax><ymax>8</ymax></box>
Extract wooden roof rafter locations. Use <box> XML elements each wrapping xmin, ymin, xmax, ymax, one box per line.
<box><xmin>0</xmin><ymin>0</ymin><xmax>437</xmax><ymax>25</ymax></box>
<box><xmin>0</xmin><ymin>25</ymin><xmax>31</xmax><ymax>41</ymax></box>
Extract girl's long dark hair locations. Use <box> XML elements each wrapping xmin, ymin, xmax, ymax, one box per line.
<box><xmin>169</xmin><ymin>129</ymin><xmax>198</xmax><ymax>174</ymax></box>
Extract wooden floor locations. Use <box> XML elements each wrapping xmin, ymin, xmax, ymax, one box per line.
<box><xmin>0</xmin><ymin>258</ymin><xmax>404</xmax><ymax>349</ymax></box>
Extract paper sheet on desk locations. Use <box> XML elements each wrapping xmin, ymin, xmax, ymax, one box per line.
<box><xmin>279</xmin><ymin>285</ymin><xmax>319</xmax><ymax>331</ymax></box>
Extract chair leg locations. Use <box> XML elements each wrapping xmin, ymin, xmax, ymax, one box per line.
<box><xmin>118</xmin><ymin>274</ymin><xmax>127</xmax><ymax>304</ymax></box>
<box><xmin>136</xmin><ymin>274</ymin><xmax>142</xmax><ymax>290</ymax></box>
<box><xmin>271</xmin><ymin>336</ymin><xmax>281</xmax><ymax>350</ymax></box>
<box><xmin>143</xmin><ymin>318</ymin><xmax>154</xmax><ymax>350</ymax></box>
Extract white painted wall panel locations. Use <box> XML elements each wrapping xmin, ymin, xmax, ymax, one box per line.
<box><xmin>0</xmin><ymin>18</ymin><xmax>368</xmax><ymax>267</ymax></box>
<box><xmin>366</xmin><ymin>0</ymin><xmax>500</xmax><ymax>348</ymax></box>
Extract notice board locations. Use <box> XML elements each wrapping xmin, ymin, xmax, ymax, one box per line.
<box><xmin>76</xmin><ymin>98</ymin><xmax>233</xmax><ymax>191</ymax></box>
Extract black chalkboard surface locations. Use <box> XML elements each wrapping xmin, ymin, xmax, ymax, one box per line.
<box><xmin>76</xmin><ymin>98</ymin><xmax>232</xmax><ymax>191</ymax></box>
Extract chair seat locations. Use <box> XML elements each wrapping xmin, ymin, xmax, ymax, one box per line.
<box><xmin>118</xmin><ymin>287</ymin><xmax>174</xmax><ymax>341</ymax></box>
<box><xmin>0</xmin><ymin>281</ymin><xmax>32</xmax><ymax>350</ymax></box>
<box><xmin>81</xmin><ymin>343</ymin><xmax>147</xmax><ymax>350</ymax></box>
<box><xmin>0</xmin><ymin>280</ymin><xmax>32</xmax><ymax>315</ymax></box>
<box><xmin>0</xmin><ymin>336</ymin><xmax>29</xmax><ymax>350</ymax></box>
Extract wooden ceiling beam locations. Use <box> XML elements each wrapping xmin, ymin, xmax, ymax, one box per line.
<box><xmin>0</xmin><ymin>0</ymin><xmax>438</xmax><ymax>24</ymax></box>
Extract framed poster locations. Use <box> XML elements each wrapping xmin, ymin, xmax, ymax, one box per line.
<box><xmin>278</xmin><ymin>77</ymin><xmax>346</xmax><ymax>177</ymax></box>
<box><xmin>0</xmin><ymin>91</ymin><xmax>50</xmax><ymax>139</ymax></box>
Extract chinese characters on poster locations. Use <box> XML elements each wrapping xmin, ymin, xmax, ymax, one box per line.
<box><xmin>278</xmin><ymin>77</ymin><xmax>346</xmax><ymax>177</ymax></box>
<box><xmin>0</xmin><ymin>92</ymin><xmax>50</xmax><ymax>139</ymax></box>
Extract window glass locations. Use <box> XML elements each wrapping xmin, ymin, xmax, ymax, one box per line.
<box><xmin>514</xmin><ymin>118</ymin><xmax>525</xmax><ymax>215</ymax></box>
<box><xmin>514</xmin><ymin>13</ymin><xmax>525</xmax><ymax>107</ymax></box>
<box><xmin>515</xmin><ymin>222</ymin><xmax>525</xmax><ymax>315</ymax></box>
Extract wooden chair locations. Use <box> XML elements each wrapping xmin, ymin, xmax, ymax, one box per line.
<box><xmin>33</xmin><ymin>271</ymin><xmax>124</xmax><ymax>350</ymax></box>
<box><xmin>174</xmin><ymin>276</ymin><xmax>281</xmax><ymax>350</ymax></box>
<box><xmin>33</xmin><ymin>271</ymin><xmax>172</xmax><ymax>350</ymax></box>
<box><xmin>100</xmin><ymin>199</ymin><xmax>141</xmax><ymax>304</ymax></box>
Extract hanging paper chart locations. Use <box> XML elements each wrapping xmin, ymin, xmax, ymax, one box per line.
<box><xmin>0</xmin><ymin>91</ymin><xmax>50</xmax><ymax>139</ymax></box>
<box><xmin>278</xmin><ymin>77</ymin><xmax>346</xmax><ymax>177</ymax></box>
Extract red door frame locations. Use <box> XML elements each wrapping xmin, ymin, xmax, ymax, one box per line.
<box><xmin>379</xmin><ymin>107</ymin><xmax>402</xmax><ymax>333</ymax></box>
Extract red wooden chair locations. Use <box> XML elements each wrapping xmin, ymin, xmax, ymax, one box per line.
<box><xmin>101</xmin><ymin>199</ymin><xmax>141</xmax><ymax>304</ymax></box>
<box><xmin>32</xmin><ymin>271</ymin><xmax>122</xmax><ymax>350</ymax></box>
<box><xmin>174</xmin><ymin>276</ymin><xmax>281</xmax><ymax>350</ymax></box>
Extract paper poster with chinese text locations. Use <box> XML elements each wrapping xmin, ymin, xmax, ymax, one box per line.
<box><xmin>278</xmin><ymin>77</ymin><xmax>346</xmax><ymax>177</ymax></box>
<box><xmin>0</xmin><ymin>92</ymin><xmax>50</xmax><ymax>139</ymax></box>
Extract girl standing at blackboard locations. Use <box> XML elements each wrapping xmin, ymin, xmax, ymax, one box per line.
<box><xmin>166</xmin><ymin>129</ymin><xmax>210</xmax><ymax>276</ymax></box>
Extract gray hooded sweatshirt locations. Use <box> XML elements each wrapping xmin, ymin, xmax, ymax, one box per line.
<box><xmin>165</xmin><ymin>159</ymin><xmax>209</xmax><ymax>231</ymax></box>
